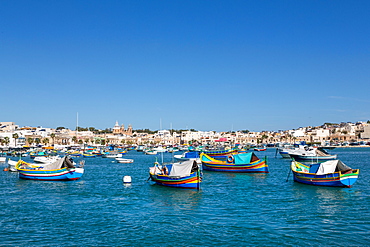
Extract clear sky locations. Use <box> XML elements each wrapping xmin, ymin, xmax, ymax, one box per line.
<box><xmin>1</xmin><ymin>0</ymin><xmax>369</xmax><ymax>132</ymax></box>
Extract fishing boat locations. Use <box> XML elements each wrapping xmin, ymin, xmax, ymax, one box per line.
<box><xmin>290</xmin><ymin>160</ymin><xmax>359</xmax><ymax>187</ymax></box>
<box><xmin>254</xmin><ymin>146</ymin><xmax>266</xmax><ymax>151</ymax></box>
<box><xmin>7</xmin><ymin>159</ymin><xmax>18</xmax><ymax>172</ymax></box>
<box><xmin>82</xmin><ymin>153</ymin><xmax>96</xmax><ymax>158</ymax></box>
<box><xmin>200</xmin><ymin>152</ymin><xmax>269</xmax><ymax>173</ymax></box>
<box><xmin>15</xmin><ymin>156</ymin><xmax>85</xmax><ymax>181</ymax></box>
<box><xmin>0</xmin><ymin>155</ymin><xmax>6</xmax><ymax>163</ymax></box>
<box><xmin>102</xmin><ymin>151</ymin><xmax>123</xmax><ymax>158</ymax></box>
<box><xmin>278</xmin><ymin>144</ymin><xmax>313</xmax><ymax>158</ymax></box>
<box><xmin>289</xmin><ymin>148</ymin><xmax>337</xmax><ymax>162</ymax></box>
<box><xmin>144</xmin><ymin>149</ymin><xmax>158</xmax><ymax>155</ymax></box>
<box><xmin>116</xmin><ymin>158</ymin><xmax>134</xmax><ymax>163</ymax></box>
<box><xmin>149</xmin><ymin>160</ymin><xmax>202</xmax><ymax>189</ymax></box>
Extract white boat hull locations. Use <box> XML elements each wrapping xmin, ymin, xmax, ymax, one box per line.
<box><xmin>116</xmin><ymin>158</ymin><xmax>134</xmax><ymax>163</ymax></box>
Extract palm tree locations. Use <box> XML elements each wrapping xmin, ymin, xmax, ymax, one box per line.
<box><xmin>292</xmin><ymin>136</ymin><xmax>297</xmax><ymax>144</ymax></box>
<box><xmin>12</xmin><ymin>133</ymin><xmax>19</xmax><ymax>147</ymax></box>
<box><xmin>35</xmin><ymin>138</ymin><xmax>41</xmax><ymax>146</ymax></box>
<box><xmin>261</xmin><ymin>134</ymin><xmax>268</xmax><ymax>145</ymax></box>
<box><xmin>4</xmin><ymin>137</ymin><xmax>10</xmax><ymax>147</ymax></box>
<box><xmin>27</xmin><ymin>137</ymin><xmax>34</xmax><ymax>146</ymax></box>
<box><xmin>42</xmin><ymin>138</ymin><xmax>49</xmax><ymax>146</ymax></box>
<box><xmin>72</xmin><ymin>136</ymin><xmax>77</xmax><ymax>144</ymax></box>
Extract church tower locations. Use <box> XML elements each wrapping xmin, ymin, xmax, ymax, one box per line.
<box><xmin>113</xmin><ymin>121</ymin><xmax>121</xmax><ymax>135</ymax></box>
<box><xmin>127</xmin><ymin>124</ymin><xmax>133</xmax><ymax>135</ymax></box>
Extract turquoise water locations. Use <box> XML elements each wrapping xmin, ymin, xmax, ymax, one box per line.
<box><xmin>1</xmin><ymin>148</ymin><xmax>369</xmax><ymax>246</ymax></box>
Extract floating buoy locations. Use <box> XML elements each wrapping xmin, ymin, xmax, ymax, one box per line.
<box><xmin>3</xmin><ymin>167</ymin><xmax>9</xmax><ymax>171</ymax></box>
<box><xmin>123</xmin><ymin>175</ymin><xmax>132</xmax><ymax>183</ymax></box>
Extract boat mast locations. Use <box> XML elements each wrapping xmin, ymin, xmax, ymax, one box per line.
<box><xmin>76</xmin><ymin>112</ymin><xmax>79</xmax><ymax>145</ymax></box>
<box><xmin>160</xmin><ymin>118</ymin><xmax>163</xmax><ymax>164</ymax></box>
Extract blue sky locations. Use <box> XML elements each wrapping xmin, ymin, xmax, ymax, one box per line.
<box><xmin>1</xmin><ymin>0</ymin><xmax>369</xmax><ymax>132</ymax></box>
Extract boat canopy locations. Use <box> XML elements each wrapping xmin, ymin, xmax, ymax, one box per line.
<box><xmin>233</xmin><ymin>153</ymin><xmax>259</xmax><ymax>165</ymax></box>
<box><xmin>315</xmin><ymin>160</ymin><xmax>351</xmax><ymax>175</ymax></box>
<box><xmin>169</xmin><ymin>160</ymin><xmax>196</xmax><ymax>177</ymax></box>
<box><xmin>40</xmin><ymin>156</ymin><xmax>75</xmax><ymax>170</ymax></box>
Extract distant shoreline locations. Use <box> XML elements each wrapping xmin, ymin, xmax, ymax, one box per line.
<box><xmin>268</xmin><ymin>145</ymin><xmax>370</xmax><ymax>149</ymax></box>
<box><xmin>325</xmin><ymin>145</ymin><xmax>370</xmax><ymax>148</ymax></box>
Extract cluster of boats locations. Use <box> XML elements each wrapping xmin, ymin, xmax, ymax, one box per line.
<box><xmin>1</xmin><ymin>144</ymin><xmax>359</xmax><ymax>189</ymax></box>
<box><xmin>278</xmin><ymin>145</ymin><xmax>359</xmax><ymax>187</ymax></box>
<box><xmin>149</xmin><ymin>148</ymin><xmax>269</xmax><ymax>189</ymax></box>
<box><xmin>2</xmin><ymin>146</ymin><xmax>135</xmax><ymax>180</ymax></box>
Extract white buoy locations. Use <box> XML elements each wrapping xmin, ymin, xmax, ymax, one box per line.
<box><xmin>123</xmin><ymin>175</ymin><xmax>132</xmax><ymax>183</ymax></box>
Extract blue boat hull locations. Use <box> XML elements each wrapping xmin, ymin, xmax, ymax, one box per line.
<box><xmin>18</xmin><ymin>168</ymin><xmax>84</xmax><ymax>181</ymax></box>
<box><xmin>292</xmin><ymin>171</ymin><xmax>359</xmax><ymax>187</ymax></box>
<box><xmin>149</xmin><ymin>172</ymin><xmax>201</xmax><ymax>189</ymax></box>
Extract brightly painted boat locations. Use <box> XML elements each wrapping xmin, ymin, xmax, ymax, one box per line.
<box><xmin>290</xmin><ymin>160</ymin><xmax>359</xmax><ymax>187</ymax></box>
<box><xmin>68</xmin><ymin>151</ymin><xmax>82</xmax><ymax>157</ymax></box>
<box><xmin>15</xmin><ymin>156</ymin><xmax>84</xmax><ymax>181</ymax></box>
<box><xmin>200</xmin><ymin>152</ymin><xmax>269</xmax><ymax>173</ymax></box>
<box><xmin>149</xmin><ymin>160</ymin><xmax>202</xmax><ymax>189</ymax></box>
<box><xmin>82</xmin><ymin>153</ymin><xmax>96</xmax><ymax>158</ymax></box>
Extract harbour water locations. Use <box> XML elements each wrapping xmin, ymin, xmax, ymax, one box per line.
<box><xmin>1</xmin><ymin>147</ymin><xmax>369</xmax><ymax>246</ymax></box>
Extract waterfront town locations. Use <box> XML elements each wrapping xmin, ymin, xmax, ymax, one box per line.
<box><xmin>1</xmin><ymin>120</ymin><xmax>370</xmax><ymax>149</ymax></box>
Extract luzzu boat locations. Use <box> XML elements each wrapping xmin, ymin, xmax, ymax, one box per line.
<box><xmin>290</xmin><ymin>160</ymin><xmax>359</xmax><ymax>187</ymax></box>
<box><xmin>15</xmin><ymin>156</ymin><xmax>84</xmax><ymax>181</ymax></box>
<box><xmin>149</xmin><ymin>160</ymin><xmax>202</xmax><ymax>189</ymax></box>
<box><xmin>82</xmin><ymin>153</ymin><xmax>96</xmax><ymax>158</ymax></box>
<box><xmin>200</xmin><ymin>152</ymin><xmax>269</xmax><ymax>173</ymax></box>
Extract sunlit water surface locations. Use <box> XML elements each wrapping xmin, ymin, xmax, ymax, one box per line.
<box><xmin>1</xmin><ymin>148</ymin><xmax>369</xmax><ymax>246</ymax></box>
